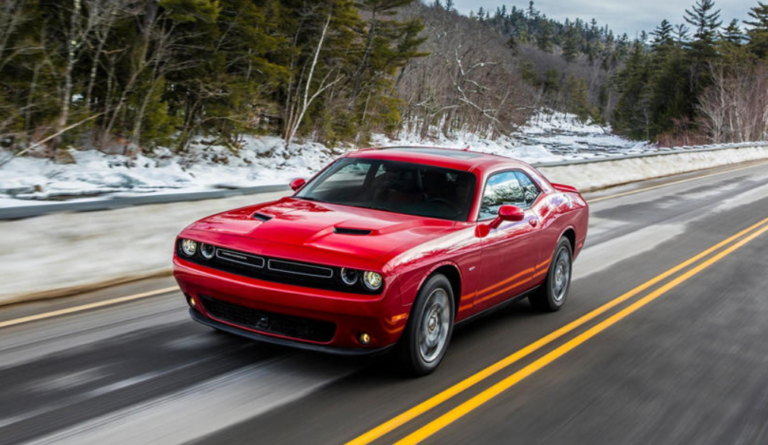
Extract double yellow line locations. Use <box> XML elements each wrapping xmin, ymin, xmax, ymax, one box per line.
<box><xmin>346</xmin><ymin>215</ymin><xmax>768</xmax><ymax>445</ymax></box>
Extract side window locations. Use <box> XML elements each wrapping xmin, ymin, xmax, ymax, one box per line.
<box><xmin>479</xmin><ymin>171</ymin><xmax>541</xmax><ymax>220</ymax></box>
<box><xmin>514</xmin><ymin>171</ymin><xmax>541</xmax><ymax>208</ymax></box>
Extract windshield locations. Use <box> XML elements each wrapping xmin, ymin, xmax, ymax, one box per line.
<box><xmin>296</xmin><ymin>158</ymin><xmax>477</xmax><ymax>221</ymax></box>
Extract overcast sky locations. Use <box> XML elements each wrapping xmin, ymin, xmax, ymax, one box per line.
<box><xmin>453</xmin><ymin>0</ymin><xmax>756</xmax><ymax>37</ymax></box>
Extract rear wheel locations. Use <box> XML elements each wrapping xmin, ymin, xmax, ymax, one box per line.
<box><xmin>397</xmin><ymin>274</ymin><xmax>455</xmax><ymax>376</ymax></box>
<box><xmin>530</xmin><ymin>238</ymin><xmax>573</xmax><ymax>312</ymax></box>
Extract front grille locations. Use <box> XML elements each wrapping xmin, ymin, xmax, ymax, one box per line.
<box><xmin>178</xmin><ymin>241</ymin><xmax>382</xmax><ymax>294</ymax></box>
<box><xmin>267</xmin><ymin>259</ymin><xmax>333</xmax><ymax>278</ymax></box>
<box><xmin>216</xmin><ymin>249</ymin><xmax>265</xmax><ymax>269</ymax></box>
<box><xmin>200</xmin><ymin>296</ymin><xmax>336</xmax><ymax>343</ymax></box>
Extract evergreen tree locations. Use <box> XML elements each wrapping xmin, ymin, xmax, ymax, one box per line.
<box><xmin>684</xmin><ymin>0</ymin><xmax>722</xmax><ymax>60</ymax></box>
<box><xmin>564</xmin><ymin>74</ymin><xmax>595</xmax><ymax>122</ymax></box>
<box><xmin>562</xmin><ymin>25</ymin><xmax>580</xmax><ymax>62</ymax></box>
<box><xmin>527</xmin><ymin>1</ymin><xmax>538</xmax><ymax>19</ymax></box>
<box><xmin>651</xmin><ymin>20</ymin><xmax>675</xmax><ymax>49</ymax></box>
<box><xmin>722</xmin><ymin>19</ymin><xmax>743</xmax><ymax>45</ymax></box>
<box><xmin>613</xmin><ymin>41</ymin><xmax>652</xmax><ymax>139</ymax></box>
<box><xmin>746</xmin><ymin>2</ymin><xmax>768</xmax><ymax>58</ymax></box>
<box><xmin>537</xmin><ymin>21</ymin><xmax>554</xmax><ymax>52</ymax></box>
<box><xmin>684</xmin><ymin>0</ymin><xmax>722</xmax><ymax>123</ymax></box>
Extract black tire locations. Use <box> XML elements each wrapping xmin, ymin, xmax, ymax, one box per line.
<box><xmin>530</xmin><ymin>238</ymin><xmax>573</xmax><ymax>312</ymax></box>
<box><xmin>397</xmin><ymin>274</ymin><xmax>455</xmax><ymax>376</ymax></box>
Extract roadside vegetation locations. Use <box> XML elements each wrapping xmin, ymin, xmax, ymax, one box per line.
<box><xmin>0</xmin><ymin>0</ymin><xmax>766</xmax><ymax>160</ymax></box>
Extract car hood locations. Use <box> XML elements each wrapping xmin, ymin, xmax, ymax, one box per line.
<box><xmin>186</xmin><ymin>198</ymin><xmax>457</xmax><ymax>263</ymax></box>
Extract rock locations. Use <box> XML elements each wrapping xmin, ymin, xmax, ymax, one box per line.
<box><xmin>54</xmin><ymin>148</ymin><xmax>77</xmax><ymax>164</ymax></box>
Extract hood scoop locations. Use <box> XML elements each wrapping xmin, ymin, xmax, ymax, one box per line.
<box><xmin>333</xmin><ymin>227</ymin><xmax>373</xmax><ymax>236</ymax></box>
<box><xmin>252</xmin><ymin>212</ymin><xmax>274</xmax><ymax>222</ymax></box>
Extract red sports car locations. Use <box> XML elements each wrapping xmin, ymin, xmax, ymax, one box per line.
<box><xmin>173</xmin><ymin>147</ymin><xmax>588</xmax><ymax>374</ymax></box>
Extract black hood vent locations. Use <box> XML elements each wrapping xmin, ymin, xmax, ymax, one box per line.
<box><xmin>253</xmin><ymin>212</ymin><xmax>273</xmax><ymax>222</ymax></box>
<box><xmin>333</xmin><ymin>227</ymin><xmax>372</xmax><ymax>236</ymax></box>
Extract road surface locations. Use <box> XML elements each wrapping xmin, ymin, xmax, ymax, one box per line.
<box><xmin>1</xmin><ymin>160</ymin><xmax>768</xmax><ymax>445</ymax></box>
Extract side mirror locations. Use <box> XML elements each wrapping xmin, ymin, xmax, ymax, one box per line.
<box><xmin>490</xmin><ymin>205</ymin><xmax>525</xmax><ymax>229</ymax></box>
<box><xmin>289</xmin><ymin>178</ymin><xmax>306</xmax><ymax>192</ymax></box>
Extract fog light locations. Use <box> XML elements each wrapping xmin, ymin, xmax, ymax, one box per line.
<box><xmin>358</xmin><ymin>332</ymin><xmax>371</xmax><ymax>345</ymax></box>
<box><xmin>189</xmin><ymin>298</ymin><xmax>197</xmax><ymax>307</ymax></box>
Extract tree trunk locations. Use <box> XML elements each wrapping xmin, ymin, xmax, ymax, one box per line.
<box><xmin>53</xmin><ymin>0</ymin><xmax>82</xmax><ymax>151</ymax></box>
<box><xmin>285</xmin><ymin>15</ymin><xmax>332</xmax><ymax>147</ymax></box>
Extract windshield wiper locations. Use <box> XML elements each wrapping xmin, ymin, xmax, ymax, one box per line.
<box><xmin>296</xmin><ymin>196</ymin><xmax>322</xmax><ymax>202</ymax></box>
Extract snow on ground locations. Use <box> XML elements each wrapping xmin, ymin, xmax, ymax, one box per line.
<box><xmin>540</xmin><ymin>145</ymin><xmax>768</xmax><ymax>191</ymax></box>
<box><xmin>0</xmin><ymin>136</ymin><xmax>336</xmax><ymax>204</ymax></box>
<box><xmin>0</xmin><ymin>190</ymin><xmax>289</xmax><ymax>305</ymax></box>
<box><xmin>0</xmin><ymin>111</ymin><xmax>683</xmax><ymax>207</ymax></box>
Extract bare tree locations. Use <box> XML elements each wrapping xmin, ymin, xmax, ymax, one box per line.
<box><xmin>395</xmin><ymin>3</ymin><xmax>536</xmax><ymax>140</ymax></box>
<box><xmin>699</xmin><ymin>62</ymin><xmax>768</xmax><ymax>144</ymax></box>
<box><xmin>283</xmin><ymin>15</ymin><xmax>344</xmax><ymax>146</ymax></box>
<box><xmin>82</xmin><ymin>0</ymin><xmax>124</xmax><ymax>114</ymax></box>
<box><xmin>0</xmin><ymin>0</ymin><xmax>27</xmax><ymax>73</ymax></box>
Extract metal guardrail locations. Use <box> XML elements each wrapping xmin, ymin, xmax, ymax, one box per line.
<box><xmin>533</xmin><ymin>141</ymin><xmax>768</xmax><ymax>168</ymax></box>
<box><xmin>0</xmin><ymin>185</ymin><xmax>289</xmax><ymax>220</ymax></box>
<box><xmin>2</xmin><ymin>141</ymin><xmax>767</xmax><ymax>220</ymax></box>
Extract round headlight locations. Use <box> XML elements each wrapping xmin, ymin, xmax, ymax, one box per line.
<box><xmin>363</xmin><ymin>271</ymin><xmax>383</xmax><ymax>291</ymax></box>
<box><xmin>200</xmin><ymin>243</ymin><xmax>216</xmax><ymax>260</ymax></box>
<box><xmin>340</xmin><ymin>268</ymin><xmax>359</xmax><ymax>286</ymax></box>
<box><xmin>181</xmin><ymin>239</ymin><xmax>198</xmax><ymax>257</ymax></box>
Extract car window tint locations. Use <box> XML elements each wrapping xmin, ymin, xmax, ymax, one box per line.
<box><xmin>514</xmin><ymin>171</ymin><xmax>541</xmax><ymax>208</ymax></box>
<box><xmin>312</xmin><ymin>161</ymin><xmax>373</xmax><ymax>193</ymax></box>
<box><xmin>480</xmin><ymin>171</ymin><xmax>536</xmax><ymax>220</ymax></box>
<box><xmin>297</xmin><ymin>159</ymin><xmax>476</xmax><ymax>221</ymax></box>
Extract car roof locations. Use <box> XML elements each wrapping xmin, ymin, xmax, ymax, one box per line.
<box><xmin>346</xmin><ymin>146</ymin><xmax>532</xmax><ymax>173</ymax></box>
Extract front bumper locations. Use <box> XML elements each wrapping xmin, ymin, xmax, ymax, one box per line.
<box><xmin>174</xmin><ymin>256</ymin><xmax>409</xmax><ymax>351</ymax></box>
<box><xmin>189</xmin><ymin>309</ymin><xmax>393</xmax><ymax>356</ymax></box>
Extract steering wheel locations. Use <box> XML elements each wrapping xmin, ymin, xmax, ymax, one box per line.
<box><xmin>427</xmin><ymin>197</ymin><xmax>461</xmax><ymax>214</ymax></box>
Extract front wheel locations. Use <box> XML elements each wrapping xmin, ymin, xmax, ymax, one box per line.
<box><xmin>397</xmin><ymin>274</ymin><xmax>455</xmax><ymax>376</ymax></box>
<box><xmin>530</xmin><ymin>238</ymin><xmax>573</xmax><ymax>312</ymax></box>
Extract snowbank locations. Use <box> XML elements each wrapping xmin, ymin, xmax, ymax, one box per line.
<box><xmin>0</xmin><ymin>136</ymin><xmax>336</xmax><ymax>203</ymax></box>
<box><xmin>0</xmin><ymin>112</ymin><xmax>655</xmax><ymax>207</ymax></box>
<box><xmin>539</xmin><ymin>145</ymin><xmax>768</xmax><ymax>191</ymax></box>
<box><xmin>0</xmin><ymin>190</ymin><xmax>288</xmax><ymax>305</ymax></box>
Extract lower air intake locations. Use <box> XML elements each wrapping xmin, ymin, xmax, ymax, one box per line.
<box><xmin>200</xmin><ymin>296</ymin><xmax>336</xmax><ymax>343</ymax></box>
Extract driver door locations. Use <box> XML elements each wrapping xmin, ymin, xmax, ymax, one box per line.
<box><xmin>474</xmin><ymin>171</ymin><xmax>543</xmax><ymax>312</ymax></box>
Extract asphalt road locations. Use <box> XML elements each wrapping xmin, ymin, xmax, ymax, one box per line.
<box><xmin>1</xmin><ymin>160</ymin><xmax>768</xmax><ymax>445</ymax></box>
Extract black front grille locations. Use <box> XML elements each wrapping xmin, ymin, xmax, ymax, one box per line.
<box><xmin>178</xmin><ymin>241</ymin><xmax>382</xmax><ymax>294</ymax></box>
<box><xmin>267</xmin><ymin>259</ymin><xmax>333</xmax><ymax>278</ymax></box>
<box><xmin>216</xmin><ymin>249</ymin><xmax>265</xmax><ymax>269</ymax></box>
<box><xmin>200</xmin><ymin>296</ymin><xmax>336</xmax><ymax>343</ymax></box>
